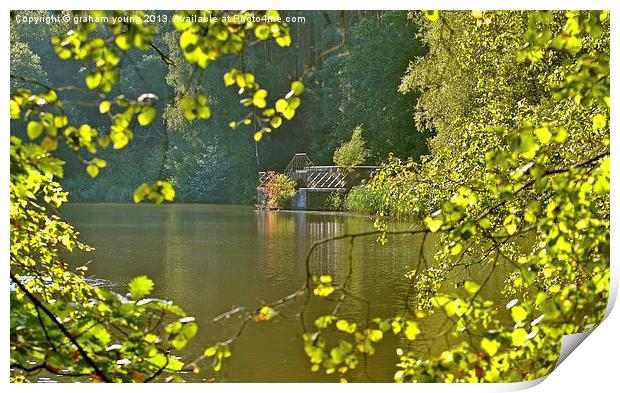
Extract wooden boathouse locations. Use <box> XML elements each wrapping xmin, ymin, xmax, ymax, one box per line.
<box><xmin>257</xmin><ymin>153</ymin><xmax>379</xmax><ymax>211</ymax></box>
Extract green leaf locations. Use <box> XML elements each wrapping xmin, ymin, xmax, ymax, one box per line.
<box><xmin>424</xmin><ymin>217</ymin><xmax>443</xmax><ymax>233</ymax></box>
<box><xmin>403</xmin><ymin>321</ymin><xmax>420</xmax><ymax>340</ymax></box>
<box><xmin>93</xmin><ymin>158</ymin><xmax>107</xmax><ymax>168</ymax></box>
<box><xmin>592</xmin><ymin>113</ymin><xmax>607</xmax><ymax>130</ymax></box>
<box><xmin>503</xmin><ymin>215</ymin><xmax>519</xmax><ymax>235</ymax></box>
<box><xmin>275</xmin><ymin>35</ymin><xmax>291</xmax><ymax>47</ymax></box>
<box><xmin>275</xmin><ymin>99</ymin><xmax>288</xmax><ymax>113</ymax></box>
<box><xmin>269</xmin><ymin>116</ymin><xmax>282</xmax><ymax>129</ymax></box>
<box><xmin>86</xmin><ymin>164</ymin><xmax>99</xmax><ymax>178</ymax></box>
<box><xmin>179</xmin><ymin>96</ymin><xmax>196</xmax><ymax>120</ymax></box>
<box><xmin>165</xmin><ymin>357</ymin><xmax>184</xmax><ymax>371</ymax></box>
<box><xmin>481</xmin><ymin>337</ymin><xmax>500</xmax><ymax>356</ymax></box>
<box><xmin>255</xmin><ymin>24</ymin><xmax>270</xmax><ymax>40</ymax></box>
<box><xmin>204</xmin><ymin>346</ymin><xmax>217</xmax><ymax>357</ymax></box>
<box><xmin>367</xmin><ymin>329</ymin><xmax>383</xmax><ymax>343</ymax></box>
<box><xmin>10</xmin><ymin>99</ymin><xmax>20</xmax><ymax>119</ymax></box>
<box><xmin>54</xmin><ymin>116</ymin><xmax>68</xmax><ymax>128</ymax></box>
<box><xmin>224</xmin><ymin>70</ymin><xmax>237</xmax><ymax>86</ymax></box>
<box><xmin>336</xmin><ymin>319</ymin><xmax>357</xmax><ymax>334</ymax></box>
<box><xmin>315</xmin><ymin>315</ymin><xmax>337</xmax><ymax>329</ymax></box>
<box><xmin>252</xmin><ymin>89</ymin><xmax>268</xmax><ymax>108</ymax></box>
<box><xmin>115</xmin><ymin>34</ymin><xmax>131</xmax><ymax>50</ymax></box>
<box><xmin>511</xmin><ymin>328</ymin><xmax>528</xmax><ymax>346</ymax></box>
<box><xmin>158</xmin><ymin>181</ymin><xmax>175</xmax><ymax>201</ymax></box>
<box><xmin>197</xmin><ymin>106</ymin><xmax>211</xmax><ymax>119</ymax></box>
<box><xmin>257</xmin><ymin>306</ymin><xmax>274</xmax><ymax>321</ymax></box>
<box><xmin>534</xmin><ymin>127</ymin><xmax>552</xmax><ymax>144</ymax></box>
<box><xmin>464</xmin><ymin>281</ymin><xmax>481</xmax><ymax>294</ymax></box>
<box><xmin>99</xmin><ymin>101</ymin><xmax>111</xmax><ymax>114</ymax></box>
<box><xmin>27</xmin><ymin>121</ymin><xmax>44</xmax><ymax>140</ymax></box>
<box><xmin>423</xmin><ymin>10</ymin><xmax>439</xmax><ymax>21</ymax></box>
<box><xmin>511</xmin><ymin>306</ymin><xmax>529</xmax><ymax>323</ymax></box>
<box><xmin>128</xmin><ymin>275</ymin><xmax>154</xmax><ymax>299</ymax></box>
<box><xmin>313</xmin><ymin>285</ymin><xmax>335</xmax><ymax>297</ymax></box>
<box><xmin>137</xmin><ymin>106</ymin><xmax>156</xmax><ymax>126</ymax></box>
<box><xmin>41</xmin><ymin>136</ymin><xmax>58</xmax><ymax>151</ymax></box>
<box><xmin>282</xmin><ymin>107</ymin><xmax>295</xmax><ymax>120</ymax></box>
<box><xmin>291</xmin><ymin>81</ymin><xmax>304</xmax><ymax>96</ymax></box>
<box><xmin>86</xmin><ymin>72</ymin><xmax>102</xmax><ymax>90</ymax></box>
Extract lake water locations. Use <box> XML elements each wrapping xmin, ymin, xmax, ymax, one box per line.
<box><xmin>61</xmin><ymin>204</ymin><xmax>509</xmax><ymax>382</ymax></box>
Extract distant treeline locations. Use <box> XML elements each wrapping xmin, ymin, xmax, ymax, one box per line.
<box><xmin>10</xmin><ymin>11</ymin><xmax>430</xmax><ymax>204</ymax></box>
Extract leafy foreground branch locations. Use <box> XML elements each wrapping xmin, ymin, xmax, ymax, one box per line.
<box><xmin>201</xmin><ymin>142</ymin><xmax>608</xmax><ymax>382</ymax></box>
<box><xmin>10</xmin><ymin>10</ymin><xmax>306</xmax><ymax>382</ymax></box>
<box><xmin>192</xmin><ymin>10</ymin><xmax>611</xmax><ymax>383</ymax></box>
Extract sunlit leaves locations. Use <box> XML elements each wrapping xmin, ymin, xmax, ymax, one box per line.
<box><xmin>173</xmin><ymin>10</ymin><xmax>291</xmax><ymax>67</ymax></box>
<box><xmin>481</xmin><ymin>338</ymin><xmax>501</xmax><ymax>356</ymax></box>
<box><xmin>269</xmin><ymin>116</ymin><xmax>282</xmax><ymax>129</ymax></box>
<box><xmin>290</xmin><ymin>81</ymin><xmax>305</xmax><ymax>96</ymax></box>
<box><xmin>9</xmin><ymin>9</ymin><xmax>304</xmax><ymax>383</ymax></box>
<box><xmin>315</xmin><ymin>315</ymin><xmax>337</xmax><ymax>329</ymax></box>
<box><xmin>97</xmin><ymin>100</ymin><xmax>111</xmax><ymax>114</ymax></box>
<box><xmin>86</xmin><ymin>158</ymin><xmax>106</xmax><ymax>178</ymax></box>
<box><xmin>312</xmin><ymin>275</ymin><xmax>335</xmax><ymax>297</ymax></box>
<box><xmin>511</xmin><ymin>306</ymin><xmax>529</xmax><ymax>323</ymax></box>
<box><xmin>403</xmin><ymin>321</ymin><xmax>421</xmax><ymax>340</ymax></box>
<box><xmin>463</xmin><ymin>281</ymin><xmax>480</xmax><ymax>294</ymax></box>
<box><xmin>203</xmin><ymin>343</ymin><xmax>232</xmax><ymax>371</ymax></box>
<box><xmin>133</xmin><ymin>181</ymin><xmax>176</xmax><ymax>204</ymax></box>
<box><xmin>336</xmin><ymin>319</ymin><xmax>357</xmax><ymax>334</ymax></box>
<box><xmin>128</xmin><ymin>275</ymin><xmax>154</xmax><ymax>299</ymax></box>
<box><xmin>255</xmin><ymin>306</ymin><xmax>275</xmax><ymax>321</ymax></box>
<box><xmin>592</xmin><ymin>113</ymin><xmax>607</xmax><ymax>130</ymax></box>
<box><xmin>10</xmin><ymin>99</ymin><xmax>21</xmax><ymax>119</ymax></box>
<box><xmin>511</xmin><ymin>328</ymin><xmax>528</xmax><ymax>346</ymax></box>
<box><xmin>166</xmin><ymin>317</ymin><xmax>198</xmax><ymax>350</ymax></box>
<box><xmin>424</xmin><ymin>217</ymin><xmax>443</xmax><ymax>233</ymax></box>
<box><xmin>179</xmin><ymin>95</ymin><xmax>211</xmax><ymax>121</ymax></box>
<box><xmin>26</xmin><ymin>121</ymin><xmax>43</xmax><ymax>140</ymax></box>
<box><xmin>423</xmin><ymin>10</ymin><xmax>439</xmax><ymax>21</ymax></box>
<box><xmin>534</xmin><ymin>126</ymin><xmax>552</xmax><ymax>144</ymax></box>
<box><xmin>85</xmin><ymin>72</ymin><xmax>102</xmax><ymax>90</ymax></box>
<box><xmin>254</xmin><ymin>24</ymin><xmax>270</xmax><ymax>40</ymax></box>
<box><xmin>86</xmin><ymin>164</ymin><xmax>99</xmax><ymax>178</ymax></box>
<box><xmin>367</xmin><ymin>10</ymin><xmax>609</xmax><ymax>383</ymax></box>
<box><xmin>252</xmin><ymin>89</ymin><xmax>268</xmax><ymax>108</ymax></box>
<box><xmin>137</xmin><ymin>106</ymin><xmax>156</xmax><ymax>126</ymax></box>
<box><xmin>223</xmin><ymin>71</ymin><xmax>303</xmax><ymax>138</ymax></box>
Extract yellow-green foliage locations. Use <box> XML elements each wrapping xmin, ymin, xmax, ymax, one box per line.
<box><xmin>10</xmin><ymin>10</ymin><xmax>301</xmax><ymax>383</ymax></box>
<box><xmin>343</xmin><ymin>185</ymin><xmax>382</xmax><ymax>215</ymax></box>
<box><xmin>333</xmin><ymin>126</ymin><xmax>368</xmax><ymax>167</ymax></box>
<box><xmin>305</xmin><ymin>10</ymin><xmax>609</xmax><ymax>383</ymax></box>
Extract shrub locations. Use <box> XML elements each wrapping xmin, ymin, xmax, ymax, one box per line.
<box><xmin>325</xmin><ymin>192</ymin><xmax>345</xmax><ymax>211</ymax></box>
<box><xmin>261</xmin><ymin>172</ymin><xmax>297</xmax><ymax>209</ymax></box>
<box><xmin>333</xmin><ymin>126</ymin><xmax>369</xmax><ymax>167</ymax></box>
<box><xmin>343</xmin><ymin>185</ymin><xmax>383</xmax><ymax>215</ymax></box>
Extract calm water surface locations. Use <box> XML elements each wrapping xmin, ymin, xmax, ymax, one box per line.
<box><xmin>62</xmin><ymin>204</ymin><xmax>508</xmax><ymax>382</ymax></box>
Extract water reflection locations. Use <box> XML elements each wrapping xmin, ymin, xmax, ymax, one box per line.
<box><xmin>61</xmin><ymin>204</ymin><xmax>506</xmax><ymax>382</ymax></box>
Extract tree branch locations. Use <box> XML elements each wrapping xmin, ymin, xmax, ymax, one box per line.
<box><xmin>10</xmin><ymin>273</ymin><xmax>110</xmax><ymax>382</ymax></box>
